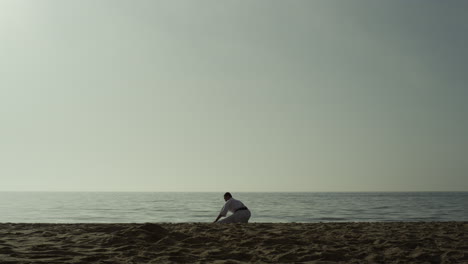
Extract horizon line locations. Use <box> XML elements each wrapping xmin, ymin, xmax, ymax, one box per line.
<box><xmin>0</xmin><ymin>190</ymin><xmax>466</xmax><ymax>193</ymax></box>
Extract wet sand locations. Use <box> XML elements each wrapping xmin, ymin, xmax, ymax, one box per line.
<box><xmin>0</xmin><ymin>222</ymin><xmax>467</xmax><ymax>263</ymax></box>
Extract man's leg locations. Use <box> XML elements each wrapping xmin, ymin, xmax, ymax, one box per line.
<box><xmin>238</xmin><ymin>210</ymin><xmax>251</xmax><ymax>223</ymax></box>
<box><xmin>218</xmin><ymin>210</ymin><xmax>251</xmax><ymax>224</ymax></box>
<box><xmin>217</xmin><ymin>214</ymin><xmax>236</xmax><ymax>223</ymax></box>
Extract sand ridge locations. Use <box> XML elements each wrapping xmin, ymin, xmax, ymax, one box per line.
<box><xmin>0</xmin><ymin>222</ymin><xmax>467</xmax><ymax>263</ymax></box>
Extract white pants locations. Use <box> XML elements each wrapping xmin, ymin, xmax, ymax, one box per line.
<box><xmin>218</xmin><ymin>209</ymin><xmax>251</xmax><ymax>224</ymax></box>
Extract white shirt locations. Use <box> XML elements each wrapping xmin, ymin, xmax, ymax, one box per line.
<box><xmin>219</xmin><ymin>198</ymin><xmax>247</xmax><ymax>217</ymax></box>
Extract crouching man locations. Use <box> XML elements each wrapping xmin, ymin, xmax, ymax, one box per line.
<box><xmin>213</xmin><ymin>192</ymin><xmax>251</xmax><ymax>223</ymax></box>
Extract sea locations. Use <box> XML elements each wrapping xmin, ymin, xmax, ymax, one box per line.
<box><xmin>0</xmin><ymin>192</ymin><xmax>466</xmax><ymax>223</ymax></box>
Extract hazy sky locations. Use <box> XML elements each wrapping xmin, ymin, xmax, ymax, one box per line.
<box><xmin>1</xmin><ymin>0</ymin><xmax>467</xmax><ymax>192</ymax></box>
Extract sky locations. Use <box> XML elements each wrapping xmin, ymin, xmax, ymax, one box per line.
<box><xmin>1</xmin><ymin>0</ymin><xmax>467</xmax><ymax>192</ymax></box>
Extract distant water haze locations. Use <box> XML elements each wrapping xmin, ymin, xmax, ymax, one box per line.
<box><xmin>0</xmin><ymin>192</ymin><xmax>466</xmax><ymax>223</ymax></box>
<box><xmin>1</xmin><ymin>0</ymin><xmax>467</xmax><ymax>192</ymax></box>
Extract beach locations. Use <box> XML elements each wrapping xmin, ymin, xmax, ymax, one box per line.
<box><xmin>0</xmin><ymin>222</ymin><xmax>467</xmax><ymax>263</ymax></box>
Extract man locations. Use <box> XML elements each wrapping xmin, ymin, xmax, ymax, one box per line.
<box><xmin>213</xmin><ymin>192</ymin><xmax>251</xmax><ymax>223</ymax></box>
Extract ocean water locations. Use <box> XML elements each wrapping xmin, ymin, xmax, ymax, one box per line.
<box><xmin>0</xmin><ymin>192</ymin><xmax>466</xmax><ymax>223</ymax></box>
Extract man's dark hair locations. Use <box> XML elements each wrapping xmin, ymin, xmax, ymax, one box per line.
<box><xmin>224</xmin><ymin>192</ymin><xmax>232</xmax><ymax>198</ymax></box>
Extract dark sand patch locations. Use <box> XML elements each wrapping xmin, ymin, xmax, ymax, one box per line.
<box><xmin>0</xmin><ymin>222</ymin><xmax>467</xmax><ymax>263</ymax></box>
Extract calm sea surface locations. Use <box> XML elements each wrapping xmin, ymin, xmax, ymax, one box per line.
<box><xmin>0</xmin><ymin>192</ymin><xmax>466</xmax><ymax>223</ymax></box>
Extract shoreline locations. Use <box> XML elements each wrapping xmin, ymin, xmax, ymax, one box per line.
<box><xmin>1</xmin><ymin>222</ymin><xmax>467</xmax><ymax>263</ymax></box>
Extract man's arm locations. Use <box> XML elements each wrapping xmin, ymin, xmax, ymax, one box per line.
<box><xmin>213</xmin><ymin>214</ymin><xmax>223</xmax><ymax>223</ymax></box>
<box><xmin>214</xmin><ymin>200</ymin><xmax>230</xmax><ymax>223</ymax></box>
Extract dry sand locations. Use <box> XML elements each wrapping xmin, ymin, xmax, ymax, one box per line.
<box><xmin>0</xmin><ymin>222</ymin><xmax>467</xmax><ymax>263</ymax></box>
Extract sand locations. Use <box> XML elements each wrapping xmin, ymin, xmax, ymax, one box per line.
<box><xmin>0</xmin><ymin>222</ymin><xmax>467</xmax><ymax>263</ymax></box>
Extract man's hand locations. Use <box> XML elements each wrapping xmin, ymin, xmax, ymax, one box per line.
<box><xmin>213</xmin><ymin>214</ymin><xmax>222</xmax><ymax>223</ymax></box>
